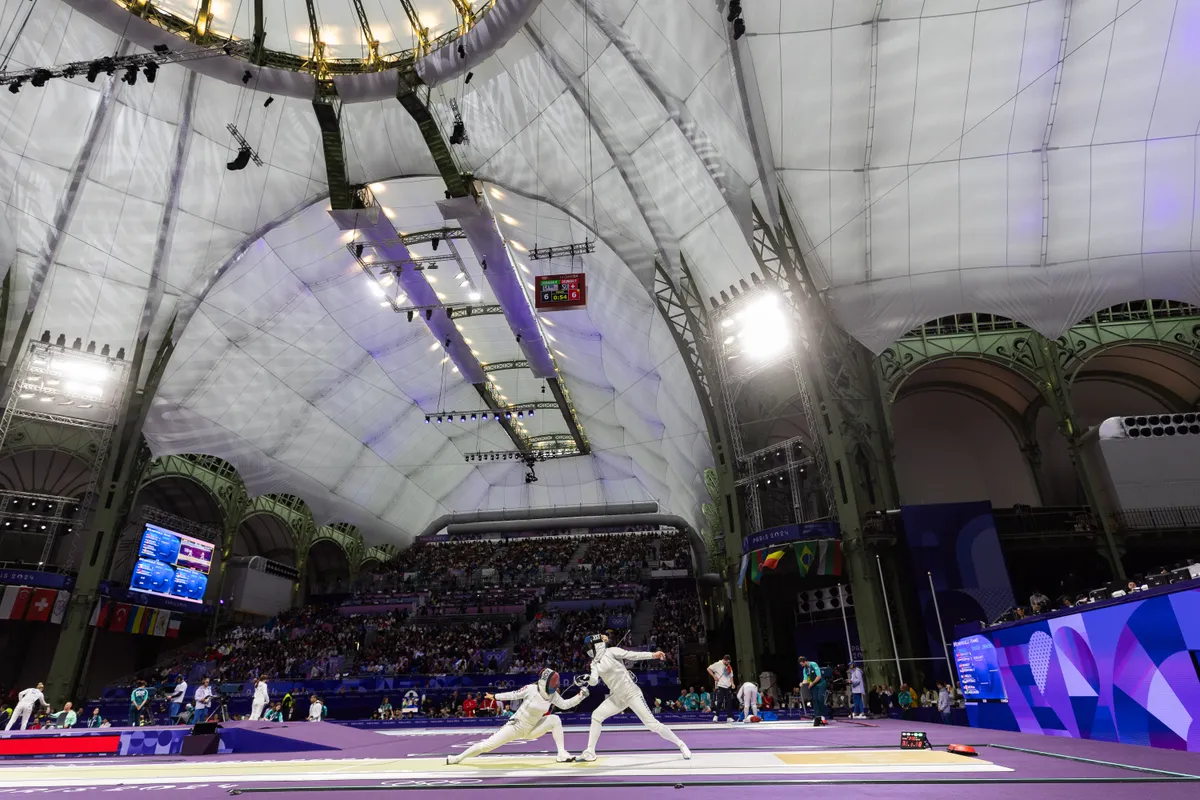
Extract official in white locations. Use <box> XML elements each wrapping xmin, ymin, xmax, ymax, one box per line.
<box><xmin>737</xmin><ymin>681</ymin><xmax>760</xmax><ymax>721</ymax></box>
<box><xmin>579</xmin><ymin>633</ymin><xmax>691</xmax><ymax>762</ymax></box>
<box><xmin>448</xmin><ymin>668</ymin><xmax>586</xmax><ymax>764</ymax></box>
<box><xmin>5</xmin><ymin>682</ymin><xmax>48</xmax><ymax>731</ymax></box>
<box><xmin>249</xmin><ymin>675</ymin><xmax>269</xmax><ymax>721</ymax></box>
<box><xmin>307</xmin><ymin>695</ymin><xmax>324</xmax><ymax>722</ymax></box>
<box><xmin>169</xmin><ymin>677</ymin><xmax>188</xmax><ymax>724</ymax></box>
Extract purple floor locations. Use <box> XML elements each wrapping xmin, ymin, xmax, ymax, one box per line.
<box><xmin>1</xmin><ymin>718</ymin><xmax>1197</xmax><ymax>798</ymax></box>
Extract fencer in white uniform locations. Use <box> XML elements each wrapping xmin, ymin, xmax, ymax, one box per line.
<box><xmin>579</xmin><ymin>634</ymin><xmax>691</xmax><ymax>762</ymax></box>
<box><xmin>448</xmin><ymin>669</ymin><xmax>586</xmax><ymax>764</ymax></box>
<box><xmin>737</xmin><ymin>681</ymin><xmax>760</xmax><ymax>720</ymax></box>
<box><xmin>5</xmin><ymin>683</ymin><xmax>48</xmax><ymax>731</ymax></box>
<box><xmin>249</xmin><ymin>677</ymin><xmax>270</xmax><ymax>721</ymax></box>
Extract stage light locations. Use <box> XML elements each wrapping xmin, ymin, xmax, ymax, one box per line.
<box><xmin>528</xmin><ymin>409</ymin><xmax>534</xmax><ymax>417</ymax></box>
<box><xmin>436</xmin><ymin>416</ymin><xmax>443</xmax><ymax>424</ymax></box>
<box><xmin>728</xmin><ymin>1</ymin><xmax>741</xmax><ymax>22</ymax></box>
<box><xmin>517</xmin><ymin>411</ymin><xmax>523</xmax><ymax>419</ymax></box>
<box><xmin>432</xmin><ymin>237</ymin><xmax>440</xmax><ymax>251</ymax></box>
<box><xmin>505</xmin><ymin>411</ymin><xmax>512</xmax><ymax>419</ymax></box>
<box><xmin>407</xmin><ymin>310</ymin><xmax>414</xmax><ymax>322</ymax></box>
<box><xmin>30</xmin><ymin>70</ymin><xmax>50</xmax><ymax>87</ymax></box>
<box><xmin>425</xmin><ymin>415</ymin><xmax>430</xmax><ymax>423</ymax></box>
<box><xmin>471</xmin><ymin>413</ymin><xmax>477</xmax><ymax>421</ymax></box>
<box><xmin>86</xmin><ymin>62</ymin><xmax>101</xmax><ymax>82</ymax></box>
<box><xmin>458</xmin><ymin>43</ymin><xmax>466</xmax><ymax>59</ymax></box>
<box><xmin>8</xmin><ymin>81</ymin><xmax>19</xmax><ymax>94</ymax></box>
<box><xmin>122</xmin><ymin>65</ymin><xmax>138</xmax><ymax>85</ymax></box>
<box><xmin>465</xmin><ymin>71</ymin><xmax>474</xmax><ymax>84</ymax></box>
<box><xmin>227</xmin><ymin>147</ymin><xmax>252</xmax><ymax>171</ymax></box>
<box><xmin>481</xmin><ymin>258</ymin><xmax>487</xmax><ymax>271</ymax></box>
<box><xmin>460</xmin><ymin>415</ymin><xmax>467</xmax><ymax>422</ymax></box>
<box><xmin>732</xmin><ymin>293</ymin><xmax>790</xmax><ymax>362</ymax></box>
<box><xmin>143</xmin><ymin>62</ymin><xmax>158</xmax><ymax>83</ymax></box>
<box><xmin>734</xmin><ymin>18</ymin><xmax>746</xmax><ymax>39</ymax></box>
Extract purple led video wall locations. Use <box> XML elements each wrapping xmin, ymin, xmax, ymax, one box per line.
<box><xmin>958</xmin><ymin>587</ymin><xmax>1200</xmax><ymax>751</ymax></box>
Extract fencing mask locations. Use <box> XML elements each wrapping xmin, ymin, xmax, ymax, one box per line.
<box><xmin>585</xmin><ymin>633</ymin><xmax>608</xmax><ymax>660</ymax></box>
<box><xmin>537</xmin><ymin>668</ymin><xmax>560</xmax><ymax>700</ymax></box>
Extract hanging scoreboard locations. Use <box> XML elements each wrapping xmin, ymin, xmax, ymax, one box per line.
<box><xmin>535</xmin><ymin>273</ymin><xmax>587</xmax><ymax>311</ymax></box>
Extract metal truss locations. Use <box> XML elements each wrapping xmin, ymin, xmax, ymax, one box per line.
<box><xmin>424</xmin><ymin>405</ymin><xmax>546</xmax><ymax>423</ymax></box>
<box><xmin>528</xmin><ymin>240</ymin><xmax>595</xmax><ymax>261</ymax></box>
<box><xmin>482</xmin><ymin>360</ymin><xmax>530</xmax><ymax>372</ymax></box>
<box><xmin>0</xmin><ymin>341</ymin><xmax>131</xmax><ymax>568</ymax></box>
<box><xmin>356</xmin><ymin>228</ymin><xmax>468</xmax><ymax>249</ymax></box>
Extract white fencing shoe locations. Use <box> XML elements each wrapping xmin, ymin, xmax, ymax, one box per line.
<box><xmin>578</xmin><ymin>750</ymin><xmax>597</xmax><ymax>762</ymax></box>
<box><xmin>680</xmin><ymin>745</ymin><xmax>692</xmax><ymax>760</ymax></box>
<box><xmin>556</xmin><ymin>753</ymin><xmax>575</xmax><ymax>763</ymax></box>
<box><xmin>446</xmin><ymin>755</ymin><xmax>463</xmax><ymax>766</ymax></box>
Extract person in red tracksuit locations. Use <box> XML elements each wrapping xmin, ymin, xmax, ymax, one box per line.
<box><xmin>462</xmin><ymin>693</ymin><xmax>478</xmax><ymax>718</ymax></box>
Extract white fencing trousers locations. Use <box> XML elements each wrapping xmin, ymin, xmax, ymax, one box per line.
<box><xmin>4</xmin><ymin>704</ymin><xmax>33</xmax><ymax>731</ymax></box>
<box><xmin>459</xmin><ymin>715</ymin><xmax>568</xmax><ymax>761</ymax></box>
<box><xmin>586</xmin><ymin>690</ymin><xmax>686</xmax><ymax>755</ymax></box>
<box><xmin>249</xmin><ymin>701</ymin><xmax>266</xmax><ymax>721</ymax></box>
<box><xmin>743</xmin><ymin>698</ymin><xmax>758</xmax><ymax>718</ymax></box>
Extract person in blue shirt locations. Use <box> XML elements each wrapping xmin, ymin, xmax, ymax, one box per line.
<box><xmin>798</xmin><ymin>656</ymin><xmax>826</xmax><ymax>722</ymax></box>
<box><xmin>129</xmin><ymin>681</ymin><xmax>150</xmax><ymax>727</ymax></box>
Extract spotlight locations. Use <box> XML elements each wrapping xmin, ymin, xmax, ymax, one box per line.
<box><xmin>86</xmin><ymin>62</ymin><xmax>101</xmax><ymax>82</ymax></box>
<box><xmin>425</xmin><ymin>415</ymin><xmax>430</xmax><ymax>424</ymax></box>
<box><xmin>450</xmin><ymin>120</ymin><xmax>466</xmax><ymax>145</ymax></box>
<box><xmin>734</xmin><ymin>18</ymin><xmax>746</xmax><ymax>39</ymax></box>
<box><xmin>436</xmin><ymin>416</ymin><xmax>443</xmax><ymax>424</ymax></box>
<box><xmin>471</xmin><ymin>413</ymin><xmax>477</xmax><ymax>421</ymax></box>
<box><xmin>505</xmin><ymin>411</ymin><xmax>512</xmax><ymax>419</ymax></box>
<box><xmin>241</xmin><ymin>70</ymin><xmax>252</xmax><ymax>85</ymax></box>
<box><xmin>263</xmin><ymin>96</ymin><xmax>274</xmax><ymax>107</ymax></box>
<box><xmin>143</xmin><ymin>62</ymin><xmax>158</xmax><ymax>83</ymax></box>
<box><xmin>517</xmin><ymin>411</ymin><xmax>523</xmax><ymax>419</ymax></box>
<box><xmin>226</xmin><ymin>147</ymin><xmax>252</xmax><ymax>171</ymax></box>
<box><xmin>86</xmin><ymin>340</ymin><xmax>96</xmax><ymax>353</ymax></box>
<box><xmin>354</xmin><ymin>244</ymin><xmax>364</xmax><ymax>258</ymax></box>
<box><xmin>154</xmin><ymin>44</ymin><xmax>170</xmax><ymax>54</ymax></box>
<box><xmin>40</xmin><ymin>331</ymin><xmax>50</xmax><ymax>343</ymax></box>
<box><xmin>481</xmin><ymin>258</ymin><xmax>487</xmax><ymax>271</ymax></box>
<box><xmin>8</xmin><ymin>81</ymin><xmax>19</xmax><ymax>94</ymax></box>
<box><xmin>30</xmin><ymin>70</ymin><xmax>50</xmax><ymax>88</ymax></box>
<box><xmin>55</xmin><ymin>334</ymin><xmax>66</xmax><ymax>346</ymax></box>
<box><xmin>116</xmin><ymin>347</ymin><xmax>125</xmax><ymax>360</ymax></box>
<box><xmin>528</xmin><ymin>409</ymin><xmax>534</xmax><ymax>417</ymax></box>
<box><xmin>460</xmin><ymin>415</ymin><xmax>467</xmax><ymax>422</ymax></box>
<box><xmin>122</xmin><ymin>64</ymin><xmax>138</xmax><ymax>85</ymax></box>
<box><xmin>407</xmin><ymin>310</ymin><xmax>414</xmax><ymax>322</ymax></box>
<box><xmin>516</xmin><ymin>334</ymin><xmax>521</xmax><ymax>344</ymax></box>
<box><xmin>728</xmin><ymin>1</ymin><xmax>742</xmax><ymax>22</ymax></box>
<box><xmin>457</xmin><ymin>43</ymin><xmax>466</xmax><ymax>59</ymax></box>
<box><xmin>446</xmin><ymin>307</ymin><xmax>453</xmax><ymax>319</ymax></box>
<box><xmin>100</xmin><ymin>344</ymin><xmax>110</xmax><ymax>356</ymax></box>
<box><xmin>425</xmin><ymin>309</ymin><xmax>433</xmax><ymax>321</ymax></box>
<box><xmin>71</xmin><ymin>337</ymin><xmax>82</xmax><ymax>350</ymax></box>
<box><xmin>465</xmin><ymin>71</ymin><xmax>474</xmax><ymax>84</ymax></box>
<box><xmin>432</xmin><ymin>237</ymin><xmax>440</xmax><ymax>251</ymax></box>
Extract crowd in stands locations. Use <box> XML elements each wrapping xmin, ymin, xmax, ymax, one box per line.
<box><xmin>510</xmin><ymin>608</ymin><xmax>630</xmax><ymax>672</ymax></box>
<box><xmin>356</xmin><ymin>618</ymin><xmax>512</xmax><ymax>675</ymax></box>
<box><xmin>996</xmin><ymin>558</ymin><xmax>1198</xmax><ymax>626</ymax></box>
<box><xmin>548</xmin><ymin>583</ymin><xmax>646</xmax><ymax>602</ymax></box>
<box><xmin>646</xmin><ymin>588</ymin><xmax>704</xmax><ymax>657</ymax></box>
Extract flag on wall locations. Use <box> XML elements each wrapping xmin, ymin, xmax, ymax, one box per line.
<box><xmin>153</xmin><ymin>611</ymin><xmax>171</xmax><ymax>637</ymax></box>
<box><xmin>749</xmin><ymin>550</ymin><xmax>765</xmax><ymax>584</ymax></box>
<box><xmin>50</xmin><ymin>590</ymin><xmax>70</xmax><ymax>624</ymax></box>
<box><xmin>89</xmin><ymin>597</ymin><xmax>110</xmax><ymax>628</ymax></box>
<box><xmin>109</xmin><ymin>602</ymin><xmax>131</xmax><ymax>632</ymax></box>
<box><xmin>816</xmin><ymin>540</ymin><xmax>843</xmax><ymax>576</ymax></box>
<box><xmin>737</xmin><ymin>554</ymin><xmax>749</xmax><ymax>588</ymax></box>
<box><xmin>794</xmin><ymin>542</ymin><xmax>817</xmax><ymax>576</ymax></box>
<box><xmin>166</xmin><ymin>617</ymin><xmax>181</xmax><ymax>638</ymax></box>
<box><xmin>26</xmin><ymin>588</ymin><xmax>57</xmax><ymax>622</ymax></box>
<box><xmin>1</xmin><ymin>586</ymin><xmax>33</xmax><ymax>620</ymax></box>
<box><xmin>762</xmin><ymin>550</ymin><xmax>786</xmax><ymax>570</ymax></box>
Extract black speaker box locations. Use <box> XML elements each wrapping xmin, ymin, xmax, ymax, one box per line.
<box><xmin>181</xmin><ymin>733</ymin><xmax>220</xmax><ymax>756</ymax></box>
<box><xmin>191</xmin><ymin>721</ymin><xmax>219</xmax><ymax>736</ymax></box>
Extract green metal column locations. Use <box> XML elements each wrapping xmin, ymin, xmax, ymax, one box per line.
<box><xmin>749</xmin><ymin>202</ymin><xmax>901</xmax><ymax>686</ymax></box>
<box><xmin>209</xmin><ymin>480</ymin><xmax>250</xmax><ymax>637</ymax></box>
<box><xmin>44</xmin><ymin>333</ymin><xmax>175</xmax><ymax>705</ymax></box>
<box><xmin>1031</xmin><ymin>333</ymin><xmax>1127</xmax><ymax>581</ymax></box>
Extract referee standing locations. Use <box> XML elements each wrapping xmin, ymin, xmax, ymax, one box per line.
<box><xmin>798</xmin><ymin>656</ymin><xmax>827</xmax><ymax>722</ymax></box>
<box><xmin>707</xmin><ymin>654</ymin><xmax>735</xmax><ymax>723</ymax></box>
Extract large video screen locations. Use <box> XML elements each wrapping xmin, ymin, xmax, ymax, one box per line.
<box><xmin>960</xmin><ymin>586</ymin><xmax>1200</xmax><ymax>751</ymax></box>
<box><xmin>129</xmin><ymin>524</ymin><xmax>212</xmax><ymax>604</ymax></box>
<box><xmin>952</xmin><ymin>634</ymin><xmax>1007</xmax><ymax>701</ymax></box>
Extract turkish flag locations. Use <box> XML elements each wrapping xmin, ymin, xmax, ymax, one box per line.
<box><xmin>108</xmin><ymin>603</ymin><xmax>132</xmax><ymax>632</ymax></box>
<box><xmin>8</xmin><ymin>586</ymin><xmax>32</xmax><ymax>620</ymax></box>
<box><xmin>25</xmin><ymin>589</ymin><xmax>57</xmax><ymax>622</ymax></box>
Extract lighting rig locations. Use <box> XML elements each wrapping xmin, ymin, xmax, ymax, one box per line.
<box><xmin>464</xmin><ymin>448</ymin><xmax>577</xmax><ymax>463</ymax></box>
<box><xmin>727</xmin><ymin>0</ymin><xmax>746</xmax><ymax>40</ymax></box>
<box><xmin>448</xmin><ymin>98</ymin><xmax>469</xmax><ymax>145</ymax></box>
<box><xmin>1</xmin><ymin>40</ymin><xmax>250</xmax><ymax>94</ymax></box>
<box><xmin>426</xmin><ymin>408</ymin><xmax>538</xmax><ymax>424</ymax></box>
<box><xmin>527</xmin><ymin>240</ymin><xmax>595</xmax><ymax>261</ymax></box>
<box><xmin>225</xmin><ymin>123</ymin><xmax>262</xmax><ymax>171</ymax></box>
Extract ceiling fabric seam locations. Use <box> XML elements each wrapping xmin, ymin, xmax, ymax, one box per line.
<box><xmin>524</xmin><ymin>18</ymin><xmax>678</xmax><ymax>289</ymax></box>
<box><xmin>1039</xmin><ymin>0</ymin><xmax>1073</xmax><ymax>270</ymax></box>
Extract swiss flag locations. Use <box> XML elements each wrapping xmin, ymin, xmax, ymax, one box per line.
<box><xmin>8</xmin><ymin>586</ymin><xmax>32</xmax><ymax>620</ymax></box>
<box><xmin>108</xmin><ymin>602</ymin><xmax>132</xmax><ymax>632</ymax></box>
<box><xmin>25</xmin><ymin>588</ymin><xmax>57</xmax><ymax>622</ymax></box>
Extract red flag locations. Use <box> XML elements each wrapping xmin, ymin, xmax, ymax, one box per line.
<box><xmin>25</xmin><ymin>588</ymin><xmax>56</xmax><ymax>622</ymax></box>
<box><xmin>109</xmin><ymin>602</ymin><xmax>132</xmax><ymax>632</ymax></box>
<box><xmin>8</xmin><ymin>586</ymin><xmax>32</xmax><ymax>620</ymax></box>
<box><xmin>90</xmin><ymin>597</ymin><xmax>110</xmax><ymax>628</ymax></box>
<box><xmin>166</xmin><ymin>618</ymin><xmax>181</xmax><ymax>638</ymax></box>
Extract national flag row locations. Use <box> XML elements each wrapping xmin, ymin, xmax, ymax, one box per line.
<box><xmin>0</xmin><ymin>585</ymin><xmax>70</xmax><ymax>623</ymax></box>
<box><xmin>89</xmin><ymin>597</ymin><xmax>181</xmax><ymax>638</ymax></box>
<box><xmin>738</xmin><ymin>538</ymin><xmax>844</xmax><ymax>587</ymax></box>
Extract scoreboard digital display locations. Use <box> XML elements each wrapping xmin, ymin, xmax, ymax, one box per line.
<box><xmin>535</xmin><ymin>273</ymin><xmax>587</xmax><ymax>311</ymax></box>
<box><xmin>129</xmin><ymin>523</ymin><xmax>212</xmax><ymax>604</ymax></box>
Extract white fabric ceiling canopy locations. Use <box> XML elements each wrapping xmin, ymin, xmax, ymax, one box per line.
<box><xmin>2</xmin><ymin>0</ymin><xmax>1196</xmax><ymax>544</ymax></box>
